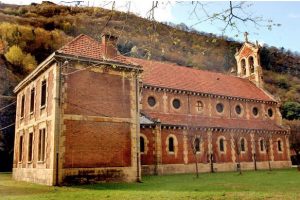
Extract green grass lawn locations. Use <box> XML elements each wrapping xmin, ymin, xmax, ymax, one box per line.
<box><xmin>1</xmin><ymin>169</ymin><xmax>300</xmax><ymax>200</ymax></box>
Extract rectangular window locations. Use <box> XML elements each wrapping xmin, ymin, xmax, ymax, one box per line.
<box><xmin>28</xmin><ymin>132</ymin><xmax>33</xmax><ymax>162</ymax></box>
<box><xmin>20</xmin><ymin>95</ymin><xmax>25</xmax><ymax>118</ymax></box>
<box><xmin>38</xmin><ymin>128</ymin><xmax>46</xmax><ymax>162</ymax></box>
<box><xmin>30</xmin><ymin>88</ymin><xmax>35</xmax><ymax>113</ymax></box>
<box><xmin>40</xmin><ymin>80</ymin><xmax>47</xmax><ymax>108</ymax></box>
<box><xmin>19</xmin><ymin>135</ymin><xmax>23</xmax><ymax>162</ymax></box>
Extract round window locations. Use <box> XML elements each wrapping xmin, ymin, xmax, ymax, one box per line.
<box><xmin>268</xmin><ymin>108</ymin><xmax>273</xmax><ymax>117</ymax></box>
<box><xmin>172</xmin><ymin>99</ymin><xmax>181</xmax><ymax>109</ymax></box>
<box><xmin>252</xmin><ymin>107</ymin><xmax>259</xmax><ymax>116</ymax></box>
<box><xmin>147</xmin><ymin>96</ymin><xmax>156</xmax><ymax>107</ymax></box>
<box><xmin>216</xmin><ymin>103</ymin><xmax>224</xmax><ymax>113</ymax></box>
<box><xmin>235</xmin><ymin>105</ymin><xmax>242</xmax><ymax>115</ymax></box>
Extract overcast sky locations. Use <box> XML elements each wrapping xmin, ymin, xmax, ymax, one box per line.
<box><xmin>1</xmin><ymin>0</ymin><xmax>300</xmax><ymax>52</ymax></box>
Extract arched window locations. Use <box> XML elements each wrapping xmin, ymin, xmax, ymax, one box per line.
<box><xmin>194</xmin><ymin>137</ymin><xmax>200</xmax><ymax>152</ymax></box>
<box><xmin>168</xmin><ymin>137</ymin><xmax>174</xmax><ymax>152</ymax></box>
<box><xmin>240</xmin><ymin>138</ymin><xmax>245</xmax><ymax>152</ymax></box>
<box><xmin>219</xmin><ymin>138</ymin><xmax>224</xmax><ymax>152</ymax></box>
<box><xmin>241</xmin><ymin>59</ymin><xmax>246</xmax><ymax>75</ymax></box>
<box><xmin>260</xmin><ymin>139</ymin><xmax>265</xmax><ymax>151</ymax></box>
<box><xmin>278</xmin><ymin>140</ymin><xmax>282</xmax><ymax>152</ymax></box>
<box><xmin>249</xmin><ymin>56</ymin><xmax>254</xmax><ymax>74</ymax></box>
<box><xmin>196</xmin><ymin>101</ymin><xmax>203</xmax><ymax>112</ymax></box>
<box><xmin>140</xmin><ymin>137</ymin><xmax>145</xmax><ymax>153</ymax></box>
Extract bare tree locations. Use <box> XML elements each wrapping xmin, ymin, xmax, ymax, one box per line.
<box><xmin>254</xmin><ymin>132</ymin><xmax>272</xmax><ymax>171</ymax></box>
<box><xmin>187</xmin><ymin>130</ymin><xmax>199</xmax><ymax>178</ymax></box>
<box><xmin>144</xmin><ymin>1</ymin><xmax>280</xmax><ymax>36</ymax></box>
<box><xmin>186</xmin><ymin>129</ymin><xmax>207</xmax><ymax>178</ymax></box>
<box><xmin>188</xmin><ymin>1</ymin><xmax>280</xmax><ymax>35</ymax></box>
<box><xmin>232</xmin><ymin>133</ymin><xmax>243</xmax><ymax>175</ymax></box>
<box><xmin>252</xmin><ymin>134</ymin><xmax>258</xmax><ymax>171</ymax></box>
<box><xmin>264</xmin><ymin>134</ymin><xmax>272</xmax><ymax>171</ymax></box>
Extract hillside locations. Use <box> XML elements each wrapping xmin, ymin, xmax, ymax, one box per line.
<box><xmin>0</xmin><ymin>2</ymin><xmax>299</xmax><ymax>170</ymax></box>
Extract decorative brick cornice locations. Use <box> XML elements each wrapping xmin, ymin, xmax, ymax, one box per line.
<box><xmin>140</xmin><ymin>124</ymin><xmax>288</xmax><ymax>135</ymax></box>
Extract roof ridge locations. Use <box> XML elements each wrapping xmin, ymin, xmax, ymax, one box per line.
<box><xmin>128</xmin><ymin>56</ymin><xmax>250</xmax><ymax>80</ymax></box>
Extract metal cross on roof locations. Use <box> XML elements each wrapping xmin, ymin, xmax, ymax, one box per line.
<box><xmin>244</xmin><ymin>32</ymin><xmax>249</xmax><ymax>42</ymax></box>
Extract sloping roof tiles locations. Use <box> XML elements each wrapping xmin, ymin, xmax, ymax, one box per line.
<box><xmin>58</xmin><ymin>34</ymin><xmax>274</xmax><ymax>102</ymax></box>
<box><xmin>57</xmin><ymin>34</ymin><xmax>137</xmax><ymax>66</ymax></box>
<box><xmin>128</xmin><ymin>57</ymin><xmax>274</xmax><ymax>101</ymax></box>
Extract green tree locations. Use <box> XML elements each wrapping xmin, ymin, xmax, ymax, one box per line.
<box><xmin>4</xmin><ymin>45</ymin><xmax>24</xmax><ymax>66</ymax></box>
<box><xmin>281</xmin><ymin>102</ymin><xmax>300</xmax><ymax>120</ymax></box>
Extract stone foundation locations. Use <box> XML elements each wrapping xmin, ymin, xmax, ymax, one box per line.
<box><xmin>13</xmin><ymin>168</ymin><xmax>54</xmax><ymax>185</ymax></box>
<box><xmin>142</xmin><ymin>161</ymin><xmax>292</xmax><ymax>175</ymax></box>
<box><xmin>61</xmin><ymin>167</ymin><xmax>138</xmax><ymax>185</ymax></box>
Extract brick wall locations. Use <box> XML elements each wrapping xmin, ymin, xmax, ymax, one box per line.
<box><xmin>60</xmin><ymin>63</ymin><xmax>140</xmax><ymax>183</ymax></box>
<box><xmin>272</xmin><ymin>134</ymin><xmax>289</xmax><ymax>161</ymax></box>
<box><xmin>64</xmin><ymin>120</ymin><xmax>131</xmax><ymax>168</ymax></box>
<box><xmin>187</xmin><ymin>131</ymin><xmax>209</xmax><ymax>164</ymax></box>
<box><xmin>161</xmin><ymin>129</ymin><xmax>184</xmax><ymax>164</ymax></box>
<box><xmin>141</xmin><ymin>88</ymin><xmax>279</xmax><ymax>121</ymax></box>
<box><xmin>212</xmin><ymin>132</ymin><xmax>232</xmax><ymax>163</ymax></box>
<box><xmin>140</xmin><ymin>128</ymin><xmax>155</xmax><ymax>165</ymax></box>
<box><xmin>64</xmin><ymin>70</ymin><xmax>130</xmax><ymax>118</ymax></box>
<box><xmin>237</xmin><ymin>134</ymin><xmax>253</xmax><ymax>162</ymax></box>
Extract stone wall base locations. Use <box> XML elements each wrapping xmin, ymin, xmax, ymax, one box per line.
<box><xmin>142</xmin><ymin>161</ymin><xmax>292</xmax><ymax>175</ymax></box>
<box><xmin>13</xmin><ymin>168</ymin><xmax>54</xmax><ymax>186</ymax></box>
<box><xmin>13</xmin><ymin>166</ymin><xmax>139</xmax><ymax>186</ymax></box>
<box><xmin>61</xmin><ymin>167</ymin><xmax>138</xmax><ymax>185</ymax></box>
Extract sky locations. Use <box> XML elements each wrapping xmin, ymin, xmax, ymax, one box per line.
<box><xmin>1</xmin><ymin>0</ymin><xmax>300</xmax><ymax>52</ymax></box>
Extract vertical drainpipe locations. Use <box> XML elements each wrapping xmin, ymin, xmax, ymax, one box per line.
<box><xmin>187</xmin><ymin>93</ymin><xmax>190</xmax><ymax>114</ymax></box>
<box><xmin>54</xmin><ymin>59</ymin><xmax>62</xmax><ymax>185</ymax></box>
<box><xmin>135</xmin><ymin>72</ymin><xmax>141</xmax><ymax>182</ymax></box>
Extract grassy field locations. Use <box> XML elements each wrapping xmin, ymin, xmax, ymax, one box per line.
<box><xmin>1</xmin><ymin>169</ymin><xmax>300</xmax><ymax>200</ymax></box>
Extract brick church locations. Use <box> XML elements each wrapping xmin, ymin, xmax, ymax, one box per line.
<box><xmin>12</xmin><ymin>33</ymin><xmax>291</xmax><ymax>185</ymax></box>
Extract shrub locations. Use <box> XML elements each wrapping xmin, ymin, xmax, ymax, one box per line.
<box><xmin>4</xmin><ymin>45</ymin><xmax>24</xmax><ymax>66</ymax></box>
<box><xmin>277</xmin><ymin>76</ymin><xmax>290</xmax><ymax>89</ymax></box>
<box><xmin>22</xmin><ymin>53</ymin><xmax>37</xmax><ymax>72</ymax></box>
<box><xmin>4</xmin><ymin>45</ymin><xmax>37</xmax><ymax>73</ymax></box>
<box><xmin>281</xmin><ymin>102</ymin><xmax>300</xmax><ymax>120</ymax></box>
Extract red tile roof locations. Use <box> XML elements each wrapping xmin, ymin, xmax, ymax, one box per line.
<box><xmin>57</xmin><ymin>34</ymin><xmax>138</xmax><ymax>66</ymax></box>
<box><xmin>57</xmin><ymin>34</ymin><xmax>274</xmax><ymax>102</ymax></box>
<box><xmin>128</xmin><ymin>57</ymin><xmax>274</xmax><ymax>101</ymax></box>
<box><xmin>142</xmin><ymin>111</ymin><xmax>285</xmax><ymax>131</ymax></box>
